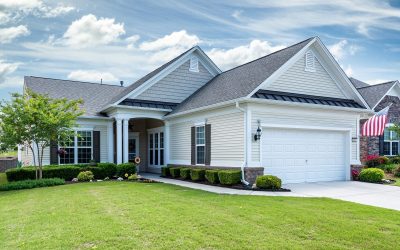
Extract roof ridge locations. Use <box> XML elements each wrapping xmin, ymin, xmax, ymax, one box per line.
<box><xmin>219</xmin><ymin>37</ymin><xmax>315</xmax><ymax>74</ymax></box>
<box><xmin>26</xmin><ymin>76</ymin><xmax>124</xmax><ymax>88</ymax></box>
<box><xmin>356</xmin><ymin>81</ymin><xmax>396</xmax><ymax>89</ymax></box>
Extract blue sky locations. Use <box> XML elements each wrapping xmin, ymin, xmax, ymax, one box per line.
<box><xmin>0</xmin><ymin>0</ymin><xmax>400</xmax><ymax>101</ymax></box>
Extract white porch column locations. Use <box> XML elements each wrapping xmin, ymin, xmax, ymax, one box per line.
<box><xmin>107</xmin><ymin>121</ymin><xmax>114</xmax><ymax>163</ymax></box>
<box><xmin>164</xmin><ymin>121</ymin><xmax>170</xmax><ymax>165</ymax></box>
<box><xmin>116</xmin><ymin>118</ymin><xmax>123</xmax><ymax>164</ymax></box>
<box><xmin>123</xmin><ymin>118</ymin><xmax>129</xmax><ymax>163</ymax></box>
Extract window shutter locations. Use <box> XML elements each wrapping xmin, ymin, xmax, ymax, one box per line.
<box><xmin>93</xmin><ymin>131</ymin><xmax>101</xmax><ymax>163</ymax></box>
<box><xmin>191</xmin><ymin>127</ymin><xmax>195</xmax><ymax>165</ymax></box>
<box><xmin>50</xmin><ymin>140</ymin><xmax>58</xmax><ymax>165</ymax></box>
<box><xmin>205</xmin><ymin>124</ymin><xmax>211</xmax><ymax>165</ymax></box>
<box><xmin>379</xmin><ymin>135</ymin><xmax>384</xmax><ymax>155</ymax></box>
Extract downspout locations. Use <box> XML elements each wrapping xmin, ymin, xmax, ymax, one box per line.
<box><xmin>235</xmin><ymin>101</ymin><xmax>250</xmax><ymax>185</ymax></box>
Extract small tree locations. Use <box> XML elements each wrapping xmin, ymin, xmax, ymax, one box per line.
<box><xmin>0</xmin><ymin>90</ymin><xmax>83</xmax><ymax>179</ymax></box>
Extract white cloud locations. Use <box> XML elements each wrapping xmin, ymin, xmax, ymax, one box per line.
<box><xmin>0</xmin><ymin>25</ymin><xmax>30</xmax><ymax>44</ymax></box>
<box><xmin>139</xmin><ymin>30</ymin><xmax>199</xmax><ymax>51</ymax></box>
<box><xmin>126</xmin><ymin>35</ymin><xmax>140</xmax><ymax>49</ymax></box>
<box><xmin>67</xmin><ymin>70</ymin><xmax>118</xmax><ymax>83</ymax></box>
<box><xmin>328</xmin><ymin>40</ymin><xmax>361</xmax><ymax>61</ymax></box>
<box><xmin>232</xmin><ymin>10</ymin><xmax>243</xmax><ymax>20</ymax></box>
<box><xmin>0</xmin><ymin>59</ymin><xmax>19</xmax><ymax>85</ymax></box>
<box><xmin>207</xmin><ymin>39</ymin><xmax>285</xmax><ymax>70</ymax></box>
<box><xmin>0</xmin><ymin>0</ymin><xmax>74</xmax><ymax>23</ymax></box>
<box><xmin>344</xmin><ymin>65</ymin><xmax>353</xmax><ymax>76</ymax></box>
<box><xmin>62</xmin><ymin>14</ymin><xmax>125</xmax><ymax>48</ymax></box>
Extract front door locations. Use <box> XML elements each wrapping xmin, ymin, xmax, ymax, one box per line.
<box><xmin>128</xmin><ymin>132</ymin><xmax>139</xmax><ymax>162</ymax></box>
<box><xmin>148</xmin><ymin>128</ymin><xmax>164</xmax><ymax>168</ymax></box>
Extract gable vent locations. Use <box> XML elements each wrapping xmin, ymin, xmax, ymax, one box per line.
<box><xmin>189</xmin><ymin>56</ymin><xmax>199</xmax><ymax>72</ymax></box>
<box><xmin>305</xmin><ymin>50</ymin><xmax>315</xmax><ymax>72</ymax></box>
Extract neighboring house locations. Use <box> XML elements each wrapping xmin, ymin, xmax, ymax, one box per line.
<box><xmin>350</xmin><ymin>78</ymin><xmax>400</xmax><ymax>161</ymax></box>
<box><xmin>20</xmin><ymin>37</ymin><xmax>372</xmax><ymax>184</ymax></box>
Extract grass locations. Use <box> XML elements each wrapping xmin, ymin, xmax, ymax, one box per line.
<box><xmin>394</xmin><ymin>178</ymin><xmax>400</xmax><ymax>186</ymax></box>
<box><xmin>0</xmin><ymin>173</ymin><xmax>7</xmax><ymax>185</ymax></box>
<box><xmin>0</xmin><ymin>150</ymin><xmax>17</xmax><ymax>158</ymax></box>
<box><xmin>0</xmin><ymin>182</ymin><xmax>399</xmax><ymax>249</ymax></box>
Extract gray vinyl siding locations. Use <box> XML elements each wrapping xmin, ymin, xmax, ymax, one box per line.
<box><xmin>170</xmin><ymin>121</ymin><xmax>192</xmax><ymax>162</ymax></box>
<box><xmin>264</xmin><ymin>53</ymin><xmax>347</xmax><ymax>99</ymax></box>
<box><xmin>134</xmin><ymin>60</ymin><xmax>213</xmax><ymax>103</ymax></box>
<box><xmin>250</xmin><ymin>104</ymin><xmax>358</xmax><ymax>163</ymax></box>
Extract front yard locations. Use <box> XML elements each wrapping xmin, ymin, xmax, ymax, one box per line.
<box><xmin>0</xmin><ymin>182</ymin><xmax>399</xmax><ymax>249</ymax></box>
<box><xmin>0</xmin><ymin>173</ymin><xmax>7</xmax><ymax>185</ymax></box>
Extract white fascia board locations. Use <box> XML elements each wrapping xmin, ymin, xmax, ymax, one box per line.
<box><xmin>79</xmin><ymin>115</ymin><xmax>112</xmax><ymax>120</ymax></box>
<box><xmin>246</xmin><ymin>37</ymin><xmax>316</xmax><ymax>98</ymax></box>
<box><xmin>108</xmin><ymin>47</ymin><xmax>221</xmax><ymax>107</ymax></box>
<box><xmin>371</xmin><ymin>81</ymin><xmax>399</xmax><ymax>110</ymax></box>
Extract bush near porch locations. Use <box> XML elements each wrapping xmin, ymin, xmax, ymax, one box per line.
<box><xmin>5</xmin><ymin>162</ymin><xmax>136</xmax><ymax>182</ymax></box>
<box><xmin>362</xmin><ymin>155</ymin><xmax>400</xmax><ymax>184</ymax></box>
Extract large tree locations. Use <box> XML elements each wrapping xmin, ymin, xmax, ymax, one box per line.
<box><xmin>0</xmin><ymin>90</ymin><xmax>83</xmax><ymax>179</ymax></box>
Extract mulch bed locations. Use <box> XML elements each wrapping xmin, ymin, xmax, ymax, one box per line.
<box><xmin>161</xmin><ymin>176</ymin><xmax>291</xmax><ymax>192</ymax></box>
<box><xmin>65</xmin><ymin>177</ymin><xmax>160</xmax><ymax>185</ymax></box>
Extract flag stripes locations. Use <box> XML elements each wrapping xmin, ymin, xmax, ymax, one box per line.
<box><xmin>361</xmin><ymin>106</ymin><xmax>390</xmax><ymax>137</ymax></box>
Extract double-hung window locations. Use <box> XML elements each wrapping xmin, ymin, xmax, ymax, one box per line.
<box><xmin>195</xmin><ymin>126</ymin><xmax>205</xmax><ymax>164</ymax></box>
<box><xmin>59</xmin><ymin>130</ymin><xmax>93</xmax><ymax>164</ymax></box>
<box><xmin>383</xmin><ymin>127</ymin><xmax>399</xmax><ymax>156</ymax></box>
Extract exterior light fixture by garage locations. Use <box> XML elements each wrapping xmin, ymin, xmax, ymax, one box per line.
<box><xmin>254</xmin><ymin>120</ymin><xmax>262</xmax><ymax>141</ymax></box>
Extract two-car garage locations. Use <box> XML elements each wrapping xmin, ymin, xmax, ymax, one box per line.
<box><xmin>261</xmin><ymin>127</ymin><xmax>350</xmax><ymax>184</ymax></box>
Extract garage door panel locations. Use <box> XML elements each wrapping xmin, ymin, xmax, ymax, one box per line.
<box><xmin>262</xmin><ymin>128</ymin><xmax>347</xmax><ymax>184</ymax></box>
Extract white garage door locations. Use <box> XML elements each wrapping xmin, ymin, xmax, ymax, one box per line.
<box><xmin>261</xmin><ymin>128</ymin><xmax>347</xmax><ymax>184</ymax></box>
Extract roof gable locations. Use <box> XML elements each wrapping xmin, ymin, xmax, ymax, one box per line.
<box><xmin>107</xmin><ymin>46</ymin><xmax>221</xmax><ymax>107</ymax></box>
<box><xmin>357</xmin><ymin>81</ymin><xmax>398</xmax><ymax>109</ymax></box>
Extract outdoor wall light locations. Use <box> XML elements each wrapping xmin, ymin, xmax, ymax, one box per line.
<box><xmin>254</xmin><ymin>120</ymin><xmax>262</xmax><ymax>141</ymax></box>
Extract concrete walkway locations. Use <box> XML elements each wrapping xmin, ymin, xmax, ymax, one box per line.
<box><xmin>142</xmin><ymin>173</ymin><xmax>400</xmax><ymax>211</ymax></box>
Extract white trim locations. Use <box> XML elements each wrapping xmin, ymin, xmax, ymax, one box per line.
<box><xmin>107</xmin><ymin>121</ymin><xmax>114</xmax><ymax>163</ymax></box>
<box><xmin>148</xmin><ymin>127</ymin><xmax>165</xmax><ymax>168</ymax></box>
<box><xmin>372</xmin><ymin>81</ymin><xmax>400</xmax><ymax>110</ymax></box>
<box><xmin>246</xmin><ymin>106</ymin><xmax>252</xmax><ymax>167</ymax></box>
<box><xmin>261</xmin><ymin>123</ymin><xmax>353</xmax><ymax>132</ymax></box>
<box><xmin>58</xmin><ymin>130</ymin><xmax>93</xmax><ymax>165</ymax></box>
<box><xmin>123</xmin><ymin>118</ymin><xmax>129</xmax><ymax>163</ymax></box>
<box><xmin>108</xmin><ymin>47</ymin><xmax>221</xmax><ymax>107</ymax></box>
<box><xmin>304</xmin><ymin>50</ymin><xmax>316</xmax><ymax>72</ymax></box>
<box><xmin>195</xmin><ymin>125</ymin><xmax>206</xmax><ymax>165</ymax></box>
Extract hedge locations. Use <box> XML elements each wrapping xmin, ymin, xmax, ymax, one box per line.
<box><xmin>180</xmin><ymin>168</ymin><xmax>191</xmax><ymax>179</ymax></box>
<box><xmin>218</xmin><ymin>170</ymin><xmax>241</xmax><ymax>185</ymax></box>
<box><xmin>359</xmin><ymin>168</ymin><xmax>384</xmax><ymax>183</ymax></box>
<box><xmin>169</xmin><ymin>168</ymin><xmax>181</xmax><ymax>178</ymax></box>
<box><xmin>95</xmin><ymin>163</ymin><xmax>117</xmax><ymax>178</ymax></box>
<box><xmin>161</xmin><ymin>167</ymin><xmax>170</xmax><ymax>177</ymax></box>
<box><xmin>190</xmin><ymin>169</ymin><xmax>205</xmax><ymax>181</ymax></box>
<box><xmin>256</xmin><ymin>175</ymin><xmax>282</xmax><ymax>189</ymax></box>
<box><xmin>0</xmin><ymin>178</ymin><xmax>65</xmax><ymax>191</ymax></box>
<box><xmin>394</xmin><ymin>166</ymin><xmax>400</xmax><ymax>177</ymax></box>
<box><xmin>205</xmin><ymin>170</ymin><xmax>219</xmax><ymax>184</ymax></box>
<box><xmin>6</xmin><ymin>166</ymin><xmax>81</xmax><ymax>182</ymax></box>
<box><xmin>116</xmin><ymin>163</ymin><xmax>137</xmax><ymax>177</ymax></box>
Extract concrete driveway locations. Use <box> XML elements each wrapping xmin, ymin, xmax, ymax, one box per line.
<box><xmin>284</xmin><ymin>181</ymin><xmax>400</xmax><ymax>211</ymax></box>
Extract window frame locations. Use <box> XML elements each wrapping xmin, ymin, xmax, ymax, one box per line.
<box><xmin>195</xmin><ymin>125</ymin><xmax>206</xmax><ymax>165</ymax></box>
<box><xmin>58</xmin><ymin>129</ymin><xmax>93</xmax><ymax>165</ymax></box>
<box><xmin>383</xmin><ymin>124</ymin><xmax>399</xmax><ymax>156</ymax></box>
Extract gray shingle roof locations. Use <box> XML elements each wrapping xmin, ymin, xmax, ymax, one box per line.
<box><xmin>169</xmin><ymin>37</ymin><xmax>314</xmax><ymax>115</ymax></box>
<box><xmin>349</xmin><ymin>77</ymin><xmax>370</xmax><ymax>88</ymax></box>
<box><xmin>356</xmin><ymin>81</ymin><xmax>397</xmax><ymax>108</ymax></box>
<box><xmin>24</xmin><ymin>76</ymin><xmax>125</xmax><ymax>117</ymax></box>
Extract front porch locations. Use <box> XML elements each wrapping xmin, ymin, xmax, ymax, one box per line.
<box><xmin>112</xmin><ymin>117</ymin><xmax>168</xmax><ymax>173</ymax></box>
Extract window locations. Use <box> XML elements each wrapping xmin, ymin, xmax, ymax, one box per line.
<box><xmin>305</xmin><ymin>50</ymin><xmax>315</xmax><ymax>72</ymax></box>
<box><xmin>383</xmin><ymin>127</ymin><xmax>399</xmax><ymax>156</ymax></box>
<box><xmin>195</xmin><ymin>126</ymin><xmax>205</xmax><ymax>164</ymax></box>
<box><xmin>59</xmin><ymin>130</ymin><xmax>93</xmax><ymax>164</ymax></box>
<box><xmin>189</xmin><ymin>56</ymin><xmax>199</xmax><ymax>72</ymax></box>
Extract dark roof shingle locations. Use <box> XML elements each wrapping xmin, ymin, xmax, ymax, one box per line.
<box><xmin>356</xmin><ymin>81</ymin><xmax>397</xmax><ymax>108</ymax></box>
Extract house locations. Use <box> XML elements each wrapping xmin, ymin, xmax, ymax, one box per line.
<box><xmin>350</xmin><ymin>78</ymin><xmax>400</xmax><ymax>161</ymax></box>
<box><xmin>20</xmin><ymin>37</ymin><xmax>373</xmax><ymax>184</ymax></box>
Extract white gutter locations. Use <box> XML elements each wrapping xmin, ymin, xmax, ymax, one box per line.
<box><xmin>235</xmin><ymin>101</ymin><xmax>249</xmax><ymax>185</ymax></box>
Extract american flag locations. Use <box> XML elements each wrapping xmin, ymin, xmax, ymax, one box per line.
<box><xmin>361</xmin><ymin>105</ymin><xmax>391</xmax><ymax>137</ymax></box>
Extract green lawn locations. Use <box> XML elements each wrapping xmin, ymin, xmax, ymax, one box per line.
<box><xmin>394</xmin><ymin>178</ymin><xmax>400</xmax><ymax>187</ymax></box>
<box><xmin>0</xmin><ymin>182</ymin><xmax>399</xmax><ymax>249</ymax></box>
<box><xmin>0</xmin><ymin>150</ymin><xmax>17</xmax><ymax>157</ymax></box>
<box><xmin>0</xmin><ymin>173</ymin><xmax>7</xmax><ymax>185</ymax></box>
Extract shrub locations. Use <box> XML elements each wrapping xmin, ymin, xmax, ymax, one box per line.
<box><xmin>116</xmin><ymin>163</ymin><xmax>137</xmax><ymax>177</ymax></box>
<box><xmin>205</xmin><ymin>170</ymin><xmax>219</xmax><ymax>184</ymax></box>
<box><xmin>128</xmin><ymin>174</ymin><xmax>138</xmax><ymax>181</ymax></box>
<box><xmin>169</xmin><ymin>168</ymin><xmax>181</xmax><ymax>178</ymax></box>
<box><xmin>218</xmin><ymin>170</ymin><xmax>241</xmax><ymax>185</ymax></box>
<box><xmin>365</xmin><ymin>155</ymin><xmax>389</xmax><ymax>168</ymax></box>
<box><xmin>6</xmin><ymin>166</ymin><xmax>81</xmax><ymax>182</ymax></box>
<box><xmin>161</xmin><ymin>167</ymin><xmax>170</xmax><ymax>177</ymax></box>
<box><xmin>351</xmin><ymin>170</ymin><xmax>360</xmax><ymax>180</ymax></box>
<box><xmin>0</xmin><ymin>178</ymin><xmax>65</xmax><ymax>191</ymax></box>
<box><xmin>377</xmin><ymin>164</ymin><xmax>397</xmax><ymax>174</ymax></box>
<box><xmin>77</xmin><ymin>171</ymin><xmax>94</xmax><ymax>182</ymax></box>
<box><xmin>190</xmin><ymin>169</ymin><xmax>205</xmax><ymax>181</ymax></box>
<box><xmin>180</xmin><ymin>168</ymin><xmax>191</xmax><ymax>179</ymax></box>
<box><xmin>256</xmin><ymin>175</ymin><xmax>282</xmax><ymax>189</ymax></box>
<box><xmin>359</xmin><ymin>168</ymin><xmax>384</xmax><ymax>183</ymax></box>
<box><xmin>390</xmin><ymin>156</ymin><xmax>400</xmax><ymax>164</ymax></box>
<box><xmin>96</xmin><ymin>163</ymin><xmax>117</xmax><ymax>178</ymax></box>
<box><xmin>394</xmin><ymin>166</ymin><xmax>400</xmax><ymax>177</ymax></box>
